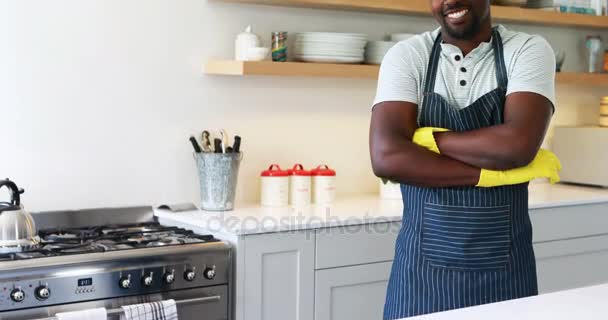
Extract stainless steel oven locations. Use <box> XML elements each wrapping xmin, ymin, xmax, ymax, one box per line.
<box><xmin>0</xmin><ymin>207</ymin><xmax>231</xmax><ymax>320</ymax></box>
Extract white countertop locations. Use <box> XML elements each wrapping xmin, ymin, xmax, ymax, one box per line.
<box><xmin>155</xmin><ymin>183</ymin><xmax>608</xmax><ymax>236</ymax></box>
<box><xmin>406</xmin><ymin>283</ymin><xmax>608</xmax><ymax>320</ymax></box>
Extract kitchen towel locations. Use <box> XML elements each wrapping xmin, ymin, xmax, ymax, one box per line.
<box><xmin>56</xmin><ymin>307</ymin><xmax>107</xmax><ymax>320</ymax></box>
<box><xmin>119</xmin><ymin>299</ymin><xmax>178</xmax><ymax>320</ymax></box>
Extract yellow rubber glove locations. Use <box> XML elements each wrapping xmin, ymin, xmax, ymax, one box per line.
<box><xmin>477</xmin><ymin>149</ymin><xmax>562</xmax><ymax>188</ymax></box>
<box><xmin>412</xmin><ymin>127</ymin><xmax>450</xmax><ymax>154</ymax></box>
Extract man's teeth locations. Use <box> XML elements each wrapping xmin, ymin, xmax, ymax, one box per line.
<box><xmin>447</xmin><ymin>9</ymin><xmax>468</xmax><ymax>19</ymax></box>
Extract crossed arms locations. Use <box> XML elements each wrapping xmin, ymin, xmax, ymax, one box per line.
<box><xmin>369</xmin><ymin>92</ymin><xmax>553</xmax><ymax>188</ymax></box>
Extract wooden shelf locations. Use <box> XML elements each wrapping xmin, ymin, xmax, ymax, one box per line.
<box><xmin>205</xmin><ymin>60</ymin><xmax>608</xmax><ymax>86</ymax></box>
<box><xmin>215</xmin><ymin>0</ymin><xmax>608</xmax><ymax>29</ymax></box>
<box><xmin>205</xmin><ymin>60</ymin><xmax>380</xmax><ymax>78</ymax></box>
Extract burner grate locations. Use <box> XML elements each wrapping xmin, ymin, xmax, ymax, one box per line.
<box><xmin>1</xmin><ymin>222</ymin><xmax>219</xmax><ymax>260</ymax></box>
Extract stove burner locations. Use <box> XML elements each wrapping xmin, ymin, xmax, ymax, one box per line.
<box><xmin>0</xmin><ymin>222</ymin><xmax>218</xmax><ymax>260</ymax></box>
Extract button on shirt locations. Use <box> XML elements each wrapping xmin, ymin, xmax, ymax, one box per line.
<box><xmin>373</xmin><ymin>25</ymin><xmax>556</xmax><ymax>113</ymax></box>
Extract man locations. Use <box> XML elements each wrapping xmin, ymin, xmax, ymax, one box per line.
<box><xmin>369</xmin><ymin>0</ymin><xmax>562</xmax><ymax>318</ymax></box>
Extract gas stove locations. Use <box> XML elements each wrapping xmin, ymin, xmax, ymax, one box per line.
<box><xmin>0</xmin><ymin>222</ymin><xmax>219</xmax><ymax>261</ymax></box>
<box><xmin>0</xmin><ymin>207</ymin><xmax>231</xmax><ymax>320</ymax></box>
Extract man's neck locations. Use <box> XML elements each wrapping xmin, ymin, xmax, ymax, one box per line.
<box><xmin>441</xmin><ymin>22</ymin><xmax>493</xmax><ymax>56</ymax></box>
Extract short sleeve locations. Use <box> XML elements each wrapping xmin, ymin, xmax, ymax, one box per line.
<box><xmin>372</xmin><ymin>42</ymin><xmax>420</xmax><ymax>109</ymax></box>
<box><xmin>506</xmin><ymin>35</ymin><xmax>556</xmax><ymax>108</ymax></box>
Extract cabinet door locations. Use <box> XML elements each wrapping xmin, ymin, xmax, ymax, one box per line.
<box><xmin>315</xmin><ymin>262</ymin><xmax>392</xmax><ymax>320</ymax></box>
<box><xmin>243</xmin><ymin>231</ymin><xmax>315</xmax><ymax>320</ymax></box>
<box><xmin>536</xmin><ymin>234</ymin><xmax>608</xmax><ymax>293</ymax></box>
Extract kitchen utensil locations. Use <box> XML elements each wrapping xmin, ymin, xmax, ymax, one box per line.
<box><xmin>0</xmin><ymin>179</ymin><xmax>39</xmax><ymax>253</ymax></box>
<box><xmin>235</xmin><ymin>25</ymin><xmax>261</xmax><ymax>61</ymax></box>
<box><xmin>246</xmin><ymin>47</ymin><xmax>270</xmax><ymax>61</ymax></box>
<box><xmin>261</xmin><ymin>164</ymin><xmax>290</xmax><ymax>207</ymax></box>
<box><xmin>289</xmin><ymin>164</ymin><xmax>312</xmax><ymax>207</ymax></box>
<box><xmin>213</xmin><ymin>139</ymin><xmax>223</xmax><ymax>154</ymax></box>
<box><xmin>311</xmin><ymin>165</ymin><xmax>336</xmax><ymax>205</ymax></box>
<box><xmin>220</xmin><ymin>129</ymin><xmax>229</xmax><ymax>154</ymax></box>
<box><xmin>189</xmin><ymin>136</ymin><xmax>202</xmax><ymax>153</ymax></box>
<box><xmin>201</xmin><ymin>131</ymin><xmax>212</xmax><ymax>152</ymax></box>
<box><xmin>233</xmin><ymin>136</ymin><xmax>242</xmax><ymax>153</ymax></box>
<box><xmin>195</xmin><ymin>152</ymin><xmax>243</xmax><ymax>211</ymax></box>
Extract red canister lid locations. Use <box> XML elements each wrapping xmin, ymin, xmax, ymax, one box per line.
<box><xmin>288</xmin><ymin>164</ymin><xmax>312</xmax><ymax>176</ymax></box>
<box><xmin>311</xmin><ymin>164</ymin><xmax>336</xmax><ymax>176</ymax></box>
<box><xmin>261</xmin><ymin>164</ymin><xmax>290</xmax><ymax>177</ymax></box>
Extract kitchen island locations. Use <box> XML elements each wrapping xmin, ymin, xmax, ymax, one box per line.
<box><xmin>155</xmin><ymin>183</ymin><xmax>608</xmax><ymax>320</ymax></box>
<box><xmin>407</xmin><ymin>283</ymin><xmax>608</xmax><ymax>320</ymax></box>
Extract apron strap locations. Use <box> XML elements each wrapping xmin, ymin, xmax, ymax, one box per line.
<box><xmin>422</xmin><ymin>32</ymin><xmax>443</xmax><ymax>95</ymax></box>
<box><xmin>491</xmin><ymin>27</ymin><xmax>509</xmax><ymax>89</ymax></box>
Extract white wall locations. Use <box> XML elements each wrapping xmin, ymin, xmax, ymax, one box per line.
<box><xmin>1</xmin><ymin>0</ymin><xmax>606</xmax><ymax>211</ymax></box>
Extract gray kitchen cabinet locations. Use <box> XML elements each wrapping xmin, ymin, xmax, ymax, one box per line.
<box><xmin>242</xmin><ymin>231</ymin><xmax>315</xmax><ymax>320</ymax></box>
<box><xmin>156</xmin><ymin>196</ymin><xmax>608</xmax><ymax>320</ymax></box>
<box><xmin>535</xmin><ymin>234</ymin><xmax>608</xmax><ymax>293</ymax></box>
<box><xmin>315</xmin><ymin>262</ymin><xmax>392</xmax><ymax>320</ymax></box>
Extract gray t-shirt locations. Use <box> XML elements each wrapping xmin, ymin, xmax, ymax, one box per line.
<box><xmin>373</xmin><ymin>25</ymin><xmax>556</xmax><ymax>114</ymax></box>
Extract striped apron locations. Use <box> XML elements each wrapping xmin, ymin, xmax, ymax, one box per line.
<box><xmin>383</xmin><ymin>28</ymin><xmax>538</xmax><ymax>319</ymax></box>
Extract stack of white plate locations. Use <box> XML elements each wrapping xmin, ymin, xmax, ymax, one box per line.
<box><xmin>365</xmin><ymin>41</ymin><xmax>397</xmax><ymax>65</ymax></box>
<box><xmin>390</xmin><ymin>33</ymin><xmax>415</xmax><ymax>42</ymax></box>
<box><xmin>295</xmin><ymin>32</ymin><xmax>368</xmax><ymax>64</ymax></box>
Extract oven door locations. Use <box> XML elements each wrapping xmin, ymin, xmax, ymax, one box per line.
<box><xmin>0</xmin><ymin>285</ymin><xmax>228</xmax><ymax>320</ymax></box>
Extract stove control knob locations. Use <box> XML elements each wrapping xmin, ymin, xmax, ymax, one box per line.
<box><xmin>10</xmin><ymin>288</ymin><xmax>25</xmax><ymax>302</ymax></box>
<box><xmin>35</xmin><ymin>285</ymin><xmax>51</xmax><ymax>300</ymax></box>
<box><xmin>163</xmin><ymin>270</ymin><xmax>175</xmax><ymax>284</ymax></box>
<box><xmin>203</xmin><ymin>266</ymin><xmax>216</xmax><ymax>280</ymax></box>
<box><xmin>184</xmin><ymin>268</ymin><xmax>196</xmax><ymax>282</ymax></box>
<box><xmin>142</xmin><ymin>272</ymin><xmax>154</xmax><ymax>287</ymax></box>
<box><xmin>119</xmin><ymin>275</ymin><xmax>132</xmax><ymax>289</ymax></box>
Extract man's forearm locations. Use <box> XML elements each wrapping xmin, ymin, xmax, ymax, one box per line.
<box><xmin>435</xmin><ymin>124</ymin><xmax>538</xmax><ymax>170</ymax></box>
<box><xmin>372</xmin><ymin>140</ymin><xmax>481</xmax><ymax>188</ymax></box>
<box><xmin>434</xmin><ymin>92</ymin><xmax>553</xmax><ymax>170</ymax></box>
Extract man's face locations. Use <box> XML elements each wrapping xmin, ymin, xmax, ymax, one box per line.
<box><xmin>431</xmin><ymin>0</ymin><xmax>490</xmax><ymax>40</ymax></box>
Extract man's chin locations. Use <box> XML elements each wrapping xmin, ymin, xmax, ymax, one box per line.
<box><xmin>443</xmin><ymin>23</ymin><xmax>477</xmax><ymax>40</ymax></box>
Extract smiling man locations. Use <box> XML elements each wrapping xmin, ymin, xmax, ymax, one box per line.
<box><xmin>369</xmin><ymin>0</ymin><xmax>561</xmax><ymax>319</ymax></box>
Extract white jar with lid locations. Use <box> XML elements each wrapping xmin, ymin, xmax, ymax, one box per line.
<box><xmin>235</xmin><ymin>25</ymin><xmax>261</xmax><ymax>61</ymax></box>
<box><xmin>260</xmin><ymin>164</ymin><xmax>289</xmax><ymax>207</ymax></box>
<box><xmin>289</xmin><ymin>164</ymin><xmax>312</xmax><ymax>207</ymax></box>
<box><xmin>311</xmin><ymin>165</ymin><xmax>336</xmax><ymax>205</ymax></box>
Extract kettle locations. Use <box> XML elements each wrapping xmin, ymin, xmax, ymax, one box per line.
<box><xmin>0</xmin><ymin>179</ymin><xmax>39</xmax><ymax>253</ymax></box>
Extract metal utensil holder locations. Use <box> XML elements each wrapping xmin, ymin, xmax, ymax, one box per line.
<box><xmin>195</xmin><ymin>152</ymin><xmax>243</xmax><ymax>211</ymax></box>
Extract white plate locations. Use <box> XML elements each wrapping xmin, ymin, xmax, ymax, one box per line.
<box><xmin>296</xmin><ymin>48</ymin><xmax>365</xmax><ymax>56</ymax></box>
<box><xmin>297</xmin><ymin>32</ymin><xmax>368</xmax><ymax>39</ymax></box>
<box><xmin>296</xmin><ymin>39</ymin><xmax>367</xmax><ymax>48</ymax></box>
<box><xmin>366</xmin><ymin>41</ymin><xmax>397</xmax><ymax>47</ymax></box>
<box><xmin>296</xmin><ymin>55</ymin><xmax>364</xmax><ymax>63</ymax></box>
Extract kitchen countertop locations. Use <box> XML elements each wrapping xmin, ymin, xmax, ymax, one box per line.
<box><xmin>155</xmin><ymin>183</ymin><xmax>608</xmax><ymax>236</ymax></box>
<box><xmin>406</xmin><ymin>283</ymin><xmax>608</xmax><ymax>320</ymax></box>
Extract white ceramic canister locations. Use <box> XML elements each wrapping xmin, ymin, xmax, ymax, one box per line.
<box><xmin>288</xmin><ymin>164</ymin><xmax>312</xmax><ymax>207</ymax></box>
<box><xmin>260</xmin><ymin>164</ymin><xmax>289</xmax><ymax>207</ymax></box>
<box><xmin>235</xmin><ymin>25</ymin><xmax>261</xmax><ymax>61</ymax></box>
<box><xmin>311</xmin><ymin>165</ymin><xmax>336</xmax><ymax>205</ymax></box>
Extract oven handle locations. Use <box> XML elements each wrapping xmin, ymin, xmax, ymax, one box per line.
<box><xmin>35</xmin><ymin>295</ymin><xmax>222</xmax><ymax>320</ymax></box>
